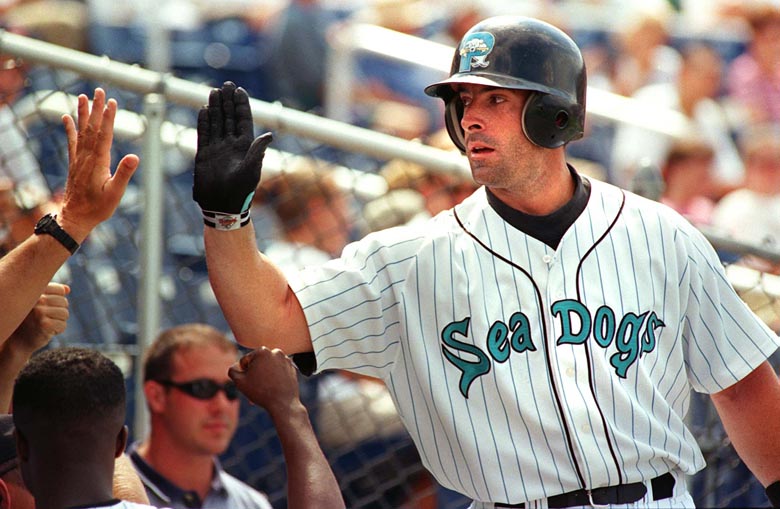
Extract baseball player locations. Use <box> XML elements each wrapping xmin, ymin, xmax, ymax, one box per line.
<box><xmin>194</xmin><ymin>16</ymin><xmax>780</xmax><ymax>509</ymax></box>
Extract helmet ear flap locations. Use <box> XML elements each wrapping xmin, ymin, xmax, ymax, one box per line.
<box><xmin>444</xmin><ymin>96</ymin><xmax>467</xmax><ymax>154</ymax></box>
<box><xmin>522</xmin><ymin>92</ymin><xmax>585</xmax><ymax>148</ymax></box>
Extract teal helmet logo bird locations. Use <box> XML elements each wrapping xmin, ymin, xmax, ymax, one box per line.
<box><xmin>458</xmin><ymin>32</ymin><xmax>494</xmax><ymax>72</ymax></box>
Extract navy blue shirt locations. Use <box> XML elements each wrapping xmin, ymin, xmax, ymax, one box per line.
<box><xmin>128</xmin><ymin>443</ymin><xmax>272</xmax><ymax>509</ymax></box>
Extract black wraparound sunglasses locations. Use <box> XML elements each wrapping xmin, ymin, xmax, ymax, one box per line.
<box><xmin>157</xmin><ymin>378</ymin><xmax>239</xmax><ymax>401</ymax></box>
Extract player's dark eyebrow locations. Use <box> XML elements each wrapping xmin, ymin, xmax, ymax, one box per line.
<box><xmin>455</xmin><ymin>84</ymin><xmax>501</xmax><ymax>93</ymax></box>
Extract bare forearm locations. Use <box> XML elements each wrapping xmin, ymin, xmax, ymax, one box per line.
<box><xmin>711</xmin><ymin>361</ymin><xmax>780</xmax><ymax>486</ymax></box>
<box><xmin>204</xmin><ymin>224</ymin><xmax>312</xmax><ymax>353</ymax></box>
<box><xmin>0</xmin><ymin>340</ymin><xmax>35</xmax><ymax>411</ymax></box>
<box><xmin>113</xmin><ymin>453</ymin><xmax>150</xmax><ymax>503</ymax></box>
<box><xmin>0</xmin><ymin>235</ymin><xmax>70</xmax><ymax>340</ymax></box>
<box><xmin>270</xmin><ymin>402</ymin><xmax>345</xmax><ymax>509</ymax></box>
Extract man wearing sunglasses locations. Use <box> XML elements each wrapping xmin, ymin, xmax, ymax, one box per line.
<box><xmin>129</xmin><ymin>323</ymin><xmax>272</xmax><ymax>509</ymax></box>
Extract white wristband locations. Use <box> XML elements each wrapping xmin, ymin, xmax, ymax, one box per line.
<box><xmin>202</xmin><ymin>209</ymin><xmax>251</xmax><ymax>231</ymax></box>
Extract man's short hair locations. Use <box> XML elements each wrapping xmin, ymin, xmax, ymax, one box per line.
<box><xmin>661</xmin><ymin>137</ymin><xmax>715</xmax><ymax>182</ymax></box>
<box><xmin>738</xmin><ymin>123</ymin><xmax>780</xmax><ymax>163</ymax></box>
<box><xmin>143</xmin><ymin>323</ymin><xmax>237</xmax><ymax>382</ymax></box>
<box><xmin>254</xmin><ymin>160</ymin><xmax>342</xmax><ymax>233</ymax></box>
<box><xmin>743</xmin><ymin>4</ymin><xmax>780</xmax><ymax>34</ymax></box>
<box><xmin>12</xmin><ymin>347</ymin><xmax>126</xmax><ymax>434</ymax></box>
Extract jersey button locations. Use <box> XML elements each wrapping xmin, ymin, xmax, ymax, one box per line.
<box><xmin>543</xmin><ymin>255</ymin><xmax>553</xmax><ymax>264</ymax></box>
<box><xmin>565</xmin><ymin>367</ymin><xmax>575</xmax><ymax>377</ymax></box>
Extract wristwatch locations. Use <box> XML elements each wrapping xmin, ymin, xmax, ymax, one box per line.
<box><xmin>34</xmin><ymin>213</ymin><xmax>79</xmax><ymax>255</ymax></box>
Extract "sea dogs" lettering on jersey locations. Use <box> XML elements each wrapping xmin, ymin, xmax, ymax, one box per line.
<box><xmin>441</xmin><ymin>301</ymin><xmax>665</xmax><ymax>397</ymax></box>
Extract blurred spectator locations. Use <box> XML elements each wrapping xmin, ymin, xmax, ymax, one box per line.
<box><xmin>264</xmin><ymin>0</ymin><xmax>342</xmax><ymax>113</ymax></box>
<box><xmin>426</xmin><ymin>1</ymin><xmax>485</xmax><ymax>46</ymax></box>
<box><xmin>610</xmin><ymin>42</ymin><xmax>743</xmax><ymax>189</ymax></box>
<box><xmin>2</xmin><ymin>0</ymin><xmax>88</xmax><ymax>50</ymax></box>
<box><xmin>659</xmin><ymin>137</ymin><xmax>718</xmax><ymax>227</ymax></box>
<box><xmin>346</xmin><ymin>0</ymin><xmax>446</xmax><ymax>136</ymax></box>
<box><xmin>725</xmin><ymin>3</ymin><xmax>780</xmax><ymax>125</ymax></box>
<box><xmin>0</xmin><ymin>51</ymin><xmax>57</xmax><ymax>243</ymax></box>
<box><xmin>352</xmin><ymin>0</ymin><xmax>434</xmax><ymax>36</ymax></box>
<box><xmin>371</xmin><ymin>159</ymin><xmax>476</xmax><ymax>224</ymax></box>
<box><xmin>363</xmin><ymin>129</ymin><xmax>477</xmax><ymax>231</ymax></box>
<box><xmin>386</xmin><ymin>163</ymin><xmax>476</xmax><ymax>219</ymax></box>
<box><xmin>369</xmin><ymin>100</ymin><xmax>431</xmax><ymax>141</ymax></box>
<box><xmin>129</xmin><ymin>323</ymin><xmax>272</xmax><ymax>508</ymax></box>
<box><xmin>86</xmin><ymin>0</ymin><xmax>269</xmax><ymax>32</ymax></box>
<box><xmin>610</xmin><ymin>6</ymin><xmax>681</xmax><ymax>97</ymax></box>
<box><xmin>362</xmin><ymin>186</ymin><xmax>426</xmax><ymax>232</ymax></box>
<box><xmin>254</xmin><ymin>159</ymin><xmax>354</xmax><ymax>264</ymax></box>
<box><xmin>674</xmin><ymin>0</ymin><xmax>746</xmax><ymax>34</ymax></box>
<box><xmin>711</xmin><ymin>124</ymin><xmax>780</xmax><ymax>248</ymax></box>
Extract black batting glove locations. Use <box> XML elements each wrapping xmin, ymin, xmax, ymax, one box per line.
<box><xmin>194</xmin><ymin>81</ymin><xmax>273</xmax><ymax>230</ymax></box>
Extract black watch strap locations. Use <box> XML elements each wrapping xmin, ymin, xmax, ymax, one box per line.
<box><xmin>34</xmin><ymin>213</ymin><xmax>79</xmax><ymax>255</ymax></box>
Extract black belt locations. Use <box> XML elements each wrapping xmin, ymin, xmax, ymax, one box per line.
<box><xmin>495</xmin><ymin>472</ymin><xmax>675</xmax><ymax>508</ymax></box>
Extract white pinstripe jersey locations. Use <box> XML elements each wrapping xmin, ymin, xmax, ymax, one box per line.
<box><xmin>287</xmin><ymin>177</ymin><xmax>780</xmax><ymax>505</ymax></box>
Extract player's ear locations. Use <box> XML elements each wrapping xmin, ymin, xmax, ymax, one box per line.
<box><xmin>115</xmin><ymin>425</ymin><xmax>128</xmax><ymax>458</ymax></box>
<box><xmin>144</xmin><ymin>380</ymin><xmax>167</xmax><ymax>413</ymax></box>
<box><xmin>0</xmin><ymin>478</ymin><xmax>10</xmax><ymax>509</ymax></box>
<box><xmin>12</xmin><ymin>429</ymin><xmax>27</xmax><ymax>462</ymax></box>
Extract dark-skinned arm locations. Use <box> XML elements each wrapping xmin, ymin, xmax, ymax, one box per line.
<box><xmin>229</xmin><ymin>347</ymin><xmax>345</xmax><ymax>509</ymax></box>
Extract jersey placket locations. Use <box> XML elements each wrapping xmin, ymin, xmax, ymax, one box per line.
<box><xmin>544</xmin><ymin>250</ymin><xmax>621</xmax><ymax>490</ymax></box>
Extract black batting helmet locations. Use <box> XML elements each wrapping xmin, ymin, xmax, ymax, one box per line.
<box><xmin>425</xmin><ymin>16</ymin><xmax>587</xmax><ymax>150</ymax></box>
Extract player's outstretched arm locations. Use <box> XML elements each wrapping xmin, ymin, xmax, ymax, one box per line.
<box><xmin>229</xmin><ymin>347</ymin><xmax>346</xmax><ymax>509</ymax></box>
<box><xmin>195</xmin><ymin>82</ymin><xmax>311</xmax><ymax>353</ymax></box>
<box><xmin>0</xmin><ymin>88</ymin><xmax>138</xmax><ymax>342</ymax></box>
<box><xmin>711</xmin><ymin>360</ymin><xmax>780</xmax><ymax>505</ymax></box>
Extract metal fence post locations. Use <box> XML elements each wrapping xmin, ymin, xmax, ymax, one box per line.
<box><xmin>134</xmin><ymin>93</ymin><xmax>166</xmax><ymax>439</ymax></box>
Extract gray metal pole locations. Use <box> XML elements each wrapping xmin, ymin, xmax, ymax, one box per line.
<box><xmin>145</xmin><ymin>5</ymin><xmax>172</xmax><ymax>73</ymax></box>
<box><xmin>0</xmin><ymin>27</ymin><xmax>693</xmax><ymax>170</ymax></box>
<box><xmin>0</xmin><ymin>29</ymin><xmax>470</xmax><ymax>177</ymax></box>
<box><xmin>134</xmin><ymin>93</ymin><xmax>166</xmax><ymax>440</ymax></box>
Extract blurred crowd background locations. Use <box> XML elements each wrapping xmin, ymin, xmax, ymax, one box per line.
<box><xmin>4</xmin><ymin>0</ymin><xmax>775</xmax><ymax>243</ymax></box>
<box><xmin>0</xmin><ymin>0</ymin><xmax>779</xmax><ymax>508</ymax></box>
<box><xmin>3</xmin><ymin>0</ymin><xmax>780</xmax><ymax>253</ymax></box>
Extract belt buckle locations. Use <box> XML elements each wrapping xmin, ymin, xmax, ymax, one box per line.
<box><xmin>586</xmin><ymin>489</ymin><xmax>610</xmax><ymax>508</ymax></box>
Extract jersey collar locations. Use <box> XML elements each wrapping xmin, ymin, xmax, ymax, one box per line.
<box><xmin>485</xmin><ymin>164</ymin><xmax>591</xmax><ymax>249</ymax></box>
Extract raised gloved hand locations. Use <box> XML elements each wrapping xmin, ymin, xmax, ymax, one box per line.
<box><xmin>194</xmin><ymin>81</ymin><xmax>273</xmax><ymax>230</ymax></box>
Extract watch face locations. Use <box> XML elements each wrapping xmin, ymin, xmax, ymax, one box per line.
<box><xmin>33</xmin><ymin>213</ymin><xmax>78</xmax><ymax>254</ymax></box>
<box><xmin>35</xmin><ymin>213</ymin><xmax>55</xmax><ymax>232</ymax></box>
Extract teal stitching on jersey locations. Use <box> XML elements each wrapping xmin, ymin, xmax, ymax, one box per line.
<box><xmin>441</xmin><ymin>312</ymin><xmax>537</xmax><ymax>398</ymax></box>
<box><xmin>551</xmin><ymin>300</ymin><xmax>665</xmax><ymax>378</ymax></box>
<box><xmin>440</xmin><ymin>301</ymin><xmax>665</xmax><ymax>397</ymax></box>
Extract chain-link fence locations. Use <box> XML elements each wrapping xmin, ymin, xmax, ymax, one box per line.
<box><xmin>0</xmin><ymin>29</ymin><xmax>777</xmax><ymax>509</ymax></box>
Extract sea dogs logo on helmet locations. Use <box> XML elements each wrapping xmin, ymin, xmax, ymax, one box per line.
<box><xmin>458</xmin><ymin>32</ymin><xmax>495</xmax><ymax>72</ymax></box>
